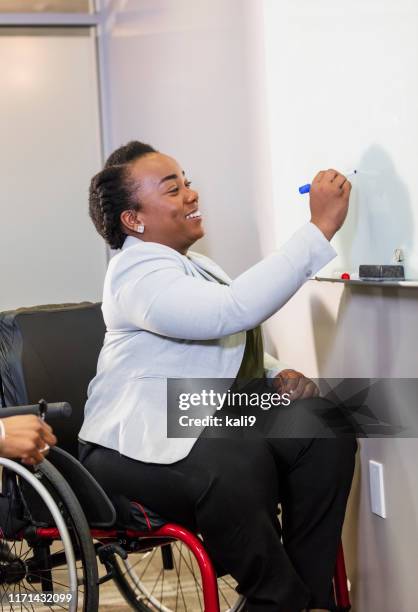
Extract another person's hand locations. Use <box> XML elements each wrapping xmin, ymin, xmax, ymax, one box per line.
<box><xmin>0</xmin><ymin>415</ymin><xmax>57</xmax><ymax>465</ymax></box>
<box><xmin>309</xmin><ymin>168</ymin><xmax>352</xmax><ymax>241</ymax></box>
<box><xmin>272</xmin><ymin>369</ymin><xmax>320</xmax><ymax>401</ymax></box>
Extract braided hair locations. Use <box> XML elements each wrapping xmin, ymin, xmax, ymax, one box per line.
<box><xmin>89</xmin><ymin>141</ymin><xmax>157</xmax><ymax>249</ymax></box>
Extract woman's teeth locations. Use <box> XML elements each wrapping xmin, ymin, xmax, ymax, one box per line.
<box><xmin>185</xmin><ymin>210</ymin><xmax>202</xmax><ymax>220</ymax></box>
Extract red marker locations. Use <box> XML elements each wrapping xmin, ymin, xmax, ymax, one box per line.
<box><xmin>341</xmin><ymin>273</ymin><xmax>351</xmax><ymax>280</ymax></box>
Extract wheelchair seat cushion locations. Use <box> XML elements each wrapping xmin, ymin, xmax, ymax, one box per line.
<box><xmin>111</xmin><ymin>494</ymin><xmax>167</xmax><ymax>531</ymax></box>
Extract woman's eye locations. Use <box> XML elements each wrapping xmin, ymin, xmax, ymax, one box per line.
<box><xmin>167</xmin><ymin>181</ymin><xmax>191</xmax><ymax>195</ymax></box>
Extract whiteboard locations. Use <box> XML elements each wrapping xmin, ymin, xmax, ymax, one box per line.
<box><xmin>263</xmin><ymin>0</ymin><xmax>418</xmax><ymax>279</ymax></box>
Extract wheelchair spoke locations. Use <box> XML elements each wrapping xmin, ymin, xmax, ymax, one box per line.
<box><xmin>174</xmin><ymin>550</ymin><xmax>181</xmax><ymax>611</ymax></box>
<box><xmin>160</xmin><ymin>562</ymin><xmax>164</xmax><ymax>608</ymax></box>
<box><xmin>218</xmin><ymin>580</ymin><xmax>233</xmax><ymax>609</ymax></box>
<box><xmin>139</xmin><ymin>548</ymin><xmax>158</xmax><ymax>581</ymax></box>
<box><xmin>107</xmin><ymin>536</ymin><xmax>244</xmax><ymax>612</ymax></box>
<box><xmin>173</xmin><ymin>543</ymin><xmax>188</xmax><ymax>611</ymax></box>
<box><xmin>121</xmin><ymin>549</ymin><xmax>152</xmax><ymax>576</ymax></box>
<box><xmin>0</xmin><ymin>462</ymin><xmax>101</xmax><ymax>612</ymax></box>
<box><xmin>176</xmin><ymin>544</ymin><xmax>203</xmax><ymax>591</ymax></box>
<box><xmin>185</xmin><ymin>546</ymin><xmax>203</xmax><ymax>610</ymax></box>
<box><xmin>12</xmin><ymin>581</ymin><xmax>39</xmax><ymax>611</ymax></box>
<box><xmin>149</xmin><ymin>567</ymin><xmax>164</xmax><ymax>598</ymax></box>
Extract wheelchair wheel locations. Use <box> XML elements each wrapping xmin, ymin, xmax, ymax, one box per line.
<box><xmin>0</xmin><ymin>458</ymin><xmax>99</xmax><ymax>611</ymax></box>
<box><xmin>106</xmin><ymin>540</ymin><xmax>246</xmax><ymax>611</ymax></box>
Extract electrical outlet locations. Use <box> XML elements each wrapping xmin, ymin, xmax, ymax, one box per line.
<box><xmin>369</xmin><ymin>460</ymin><xmax>387</xmax><ymax>518</ymax></box>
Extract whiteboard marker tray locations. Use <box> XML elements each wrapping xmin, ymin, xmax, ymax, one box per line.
<box><xmin>315</xmin><ymin>277</ymin><xmax>418</xmax><ymax>288</ymax></box>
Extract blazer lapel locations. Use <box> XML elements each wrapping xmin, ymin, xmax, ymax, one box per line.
<box><xmin>186</xmin><ymin>251</ymin><xmax>232</xmax><ymax>285</ymax></box>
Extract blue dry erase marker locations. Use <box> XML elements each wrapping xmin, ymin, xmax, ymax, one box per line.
<box><xmin>299</xmin><ymin>170</ymin><xmax>357</xmax><ymax>194</ymax></box>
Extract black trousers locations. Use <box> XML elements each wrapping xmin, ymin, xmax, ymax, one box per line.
<box><xmin>80</xmin><ymin>400</ymin><xmax>357</xmax><ymax>612</ymax></box>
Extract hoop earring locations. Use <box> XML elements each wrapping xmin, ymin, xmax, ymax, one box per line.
<box><xmin>136</xmin><ymin>224</ymin><xmax>145</xmax><ymax>234</ymax></box>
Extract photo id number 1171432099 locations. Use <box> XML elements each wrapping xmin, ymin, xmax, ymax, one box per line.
<box><xmin>7</xmin><ymin>593</ymin><xmax>73</xmax><ymax>604</ymax></box>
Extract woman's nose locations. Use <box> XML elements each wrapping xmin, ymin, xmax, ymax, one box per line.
<box><xmin>186</xmin><ymin>188</ymin><xmax>199</xmax><ymax>203</ymax></box>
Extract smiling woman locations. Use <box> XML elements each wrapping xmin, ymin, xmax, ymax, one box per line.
<box><xmin>79</xmin><ymin>140</ymin><xmax>357</xmax><ymax>612</ymax></box>
<box><xmin>120</xmin><ymin>152</ymin><xmax>204</xmax><ymax>254</ymax></box>
<box><xmin>89</xmin><ymin>142</ymin><xmax>203</xmax><ymax>253</ymax></box>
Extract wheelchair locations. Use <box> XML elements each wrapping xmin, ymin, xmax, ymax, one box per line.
<box><xmin>0</xmin><ymin>401</ymin><xmax>99</xmax><ymax>611</ymax></box>
<box><xmin>0</xmin><ymin>302</ymin><xmax>352</xmax><ymax>611</ymax></box>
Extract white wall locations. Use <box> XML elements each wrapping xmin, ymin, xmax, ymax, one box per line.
<box><xmin>100</xmin><ymin>0</ymin><xmax>269</xmax><ymax>277</ymax></box>
<box><xmin>263</xmin><ymin>0</ymin><xmax>418</xmax><ymax>280</ymax></box>
<box><xmin>0</xmin><ymin>27</ymin><xmax>106</xmax><ymax>310</ymax></box>
<box><xmin>101</xmin><ymin>1</ymin><xmax>418</xmax><ymax>609</ymax></box>
<box><xmin>259</xmin><ymin>2</ymin><xmax>418</xmax><ymax>609</ymax></box>
<box><xmin>266</xmin><ymin>280</ymin><xmax>418</xmax><ymax>611</ymax></box>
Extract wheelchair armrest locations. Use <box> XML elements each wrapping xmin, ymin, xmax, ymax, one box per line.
<box><xmin>47</xmin><ymin>446</ymin><xmax>116</xmax><ymax>528</ymax></box>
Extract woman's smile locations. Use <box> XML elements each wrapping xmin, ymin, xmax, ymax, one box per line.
<box><xmin>185</xmin><ymin>209</ymin><xmax>202</xmax><ymax>221</ymax></box>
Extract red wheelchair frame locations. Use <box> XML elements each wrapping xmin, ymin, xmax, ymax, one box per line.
<box><xmin>35</xmin><ymin>524</ymin><xmax>351</xmax><ymax>611</ymax></box>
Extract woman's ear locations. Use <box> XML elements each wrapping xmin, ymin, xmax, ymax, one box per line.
<box><xmin>120</xmin><ymin>209</ymin><xmax>143</xmax><ymax>234</ymax></box>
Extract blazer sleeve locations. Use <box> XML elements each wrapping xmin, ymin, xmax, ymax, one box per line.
<box><xmin>115</xmin><ymin>222</ymin><xmax>336</xmax><ymax>341</ymax></box>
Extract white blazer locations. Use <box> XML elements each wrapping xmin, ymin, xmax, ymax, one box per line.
<box><xmin>78</xmin><ymin>222</ymin><xmax>336</xmax><ymax>463</ymax></box>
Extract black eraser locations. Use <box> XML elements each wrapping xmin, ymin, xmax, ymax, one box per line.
<box><xmin>359</xmin><ymin>265</ymin><xmax>405</xmax><ymax>280</ymax></box>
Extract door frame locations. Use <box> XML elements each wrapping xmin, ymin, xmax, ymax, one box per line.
<box><xmin>0</xmin><ymin>2</ymin><xmax>111</xmax><ymax>162</ymax></box>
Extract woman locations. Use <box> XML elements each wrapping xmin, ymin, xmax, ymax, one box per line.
<box><xmin>79</xmin><ymin>141</ymin><xmax>356</xmax><ymax>612</ymax></box>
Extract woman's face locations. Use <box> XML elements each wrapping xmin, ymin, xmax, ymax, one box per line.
<box><xmin>121</xmin><ymin>152</ymin><xmax>204</xmax><ymax>254</ymax></box>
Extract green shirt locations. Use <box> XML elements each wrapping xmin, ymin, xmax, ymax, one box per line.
<box><xmin>233</xmin><ymin>325</ymin><xmax>265</xmax><ymax>389</ymax></box>
<box><xmin>188</xmin><ymin>260</ymin><xmax>265</xmax><ymax>386</ymax></box>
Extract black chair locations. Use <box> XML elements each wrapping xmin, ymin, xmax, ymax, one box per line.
<box><xmin>0</xmin><ymin>302</ymin><xmax>105</xmax><ymax>457</ymax></box>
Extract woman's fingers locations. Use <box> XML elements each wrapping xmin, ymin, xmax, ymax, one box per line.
<box><xmin>312</xmin><ymin>170</ymin><xmax>325</xmax><ymax>184</ymax></box>
<box><xmin>278</xmin><ymin>370</ymin><xmax>302</xmax><ymax>396</ymax></box>
<box><xmin>284</xmin><ymin>376</ymin><xmax>320</xmax><ymax>401</ymax></box>
<box><xmin>299</xmin><ymin>380</ymin><xmax>319</xmax><ymax>399</ymax></box>
<box><xmin>287</xmin><ymin>376</ymin><xmax>307</xmax><ymax>400</ymax></box>
<box><xmin>327</xmin><ymin>168</ymin><xmax>340</xmax><ymax>182</ymax></box>
<box><xmin>40</xmin><ymin>425</ymin><xmax>57</xmax><ymax>447</ymax></box>
<box><xmin>22</xmin><ymin>451</ymin><xmax>44</xmax><ymax>465</ymax></box>
<box><xmin>0</xmin><ymin>421</ymin><xmax>56</xmax><ymax>463</ymax></box>
<box><xmin>275</xmin><ymin>370</ymin><xmax>320</xmax><ymax>402</ymax></box>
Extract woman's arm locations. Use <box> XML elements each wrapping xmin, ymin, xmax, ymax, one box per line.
<box><xmin>115</xmin><ymin>222</ymin><xmax>336</xmax><ymax>340</ymax></box>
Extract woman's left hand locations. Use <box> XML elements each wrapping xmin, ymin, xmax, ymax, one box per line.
<box><xmin>272</xmin><ymin>369</ymin><xmax>320</xmax><ymax>401</ymax></box>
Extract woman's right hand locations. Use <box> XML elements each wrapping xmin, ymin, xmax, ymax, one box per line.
<box><xmin>309</xmin><ymin>169</ymin><xmax>352</xmax><ymax>241</ymax></box>
<box><xmin>0</xmin><ymin>415</ymin><xmax>57</xmax><ymax>465</ymax></box>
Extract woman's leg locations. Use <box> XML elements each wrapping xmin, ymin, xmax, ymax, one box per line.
<box><xmin>266</xmin><ymin>437</ymin><xmax>357</xmax><ymax>610</ymax></box>
<box><xmin>81</xmin><ymin>440</ymin><xmax>312</xmax><ymax>611</ymax></box>
<box><xmin>79</xmin><ymin>443</ymin><xmax>200</xmax><ymax>530</ymax></box>
<box><xmin>184</xmin><ymin>438</ymin><xmax>311</xmax><ymax>612</ymax></box>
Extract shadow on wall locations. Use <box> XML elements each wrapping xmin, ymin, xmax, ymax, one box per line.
<box><xmin>336</xmin><ymin>144</ymin><xmax>414</xmax><ymax>277</ymax></box>
<box><xmin>309</xmin><ymin>142</ymin><xmax>415</xmax><ymax>379</ymax></box>
<box><xmin>309</xmin><ymin>292</ymin><xmax>342</xmax><ymax>376</ymax></box>
<box><xmin>307</xmin><ymin>145</ymin><xmax>412</xmax><ymax>376</ymax></box>
<box><xmin>310</xmin><ymin>283</ymin><xmax>410</xmax><ymax>379</ymax></box>
<box><xmin>305</xmin><ymin>145</ymin><xmax>418</xmax><ymax>611</ymax></box>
